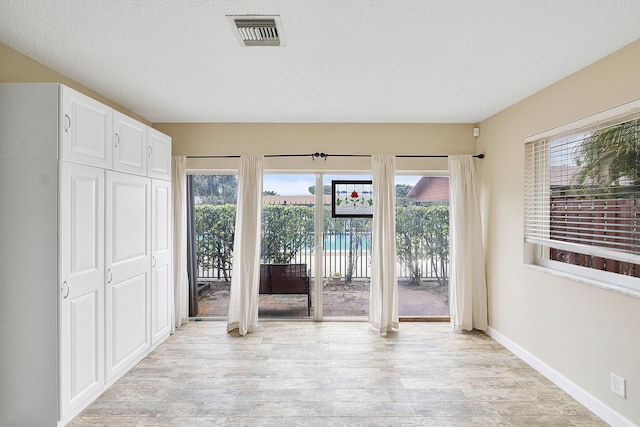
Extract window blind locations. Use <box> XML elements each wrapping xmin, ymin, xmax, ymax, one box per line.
<box><xmin>524</xmin><ymin>112</ymin><xmax>640</xmax><ymax>267</ymax></box>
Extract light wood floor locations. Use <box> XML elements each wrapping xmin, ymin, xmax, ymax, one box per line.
<box><xmin>69</xmin><ymin>322</ymin><xmax>606</xmax><ymax>426</ymax></box>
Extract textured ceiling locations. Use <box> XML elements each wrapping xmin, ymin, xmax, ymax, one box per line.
<box><xmin>1</xmin><ymin>1</ymin><xmax>640</xmax><ymax>123</ymax></box>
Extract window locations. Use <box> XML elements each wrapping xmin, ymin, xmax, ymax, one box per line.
<box><xmin>524</xmin><ymin>103</ymin><xmax>640</xmax><ymax>295</ymax></box>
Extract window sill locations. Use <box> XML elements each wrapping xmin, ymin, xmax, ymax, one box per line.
<box><xmin>524</xmin><ymin>262</ymin><xmax>640</xmax><ymax>299</ymax></box>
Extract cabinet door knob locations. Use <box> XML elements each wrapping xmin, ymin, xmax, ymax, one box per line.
<box><xmin>152</xmin><ymin>256</ymin><xmax>157</xmax><ymax>267</ymax></box>
<box><xmin>106</xmin><ymin>269</ymin><xmax>113</xmax><ymax>284</ymax></box>
<box><xmin>64</xmin><ymin>114</ymin><xmax>71</xmax><ymax>132</ymax></box>
<box><xmin>61</xmin><ymin>281</ymin><xmax>70</xmax><ymax>299</ymax></box>
<box><xmin>115</xmin><ymin>132</ymin><xmax>120</xmax><ymax>148</ymax></box>
<box><xmin>148</xmin><ymin>145</ymin><xmax>153</xmax><ymax>158</ymax></box>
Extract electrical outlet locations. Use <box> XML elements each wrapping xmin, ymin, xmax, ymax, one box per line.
<box><xmin>610</xmin><ymin>373</ymin><xmax>626</xmax><ymax>398</ymax></box>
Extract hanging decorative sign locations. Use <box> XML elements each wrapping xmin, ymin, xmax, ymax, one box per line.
<box><xmin>331</xmin><ymin>180</ymin><xmax>373</xmax><ymax>218</ymax></box>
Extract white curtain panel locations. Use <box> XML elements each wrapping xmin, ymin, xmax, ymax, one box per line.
<box><xmin>448</xmin><ymin>155</ymin><xmax>488</xmax><ymax>332</ymax></box>
<box><xmin>369</xmin><ymin>155</ymin><xmax>399</xmax><ymax>334</ymax></box>
<box><xmin>171</xmin><ymin>156</ymin><xmax>189</xmax><ymax>331</ymax></box>
<box><xmin>226</xmin><ymin>155</ymin><xmax>263</xmax><ymax>336</ymax></box>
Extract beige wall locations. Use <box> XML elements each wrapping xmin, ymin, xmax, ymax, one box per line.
<box><xmin>153</xmin><ymin>122</ymin><xmax>477</xmax><ymax>172</ymax></box>
<box><xmin>0</xmin><ymin>42</ymin><xmax>149</xmax><ymax>124</ymax></box>
<box><xmin>478</xmin><ymin>39</ymin><xmax>640</xmax><ymax>424</ymax></box>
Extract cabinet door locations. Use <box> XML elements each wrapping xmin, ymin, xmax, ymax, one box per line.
<box><xmin>105</xmin><ymin>171</ymin><xmax>151</xmax><ymax>381</ymax></box>
<box><xmin>59</xmin><ymin>162</ymin><xmax>105</xmax><ymax>419</ymax></box>
<box><xmin>61</xmin><ymin>86</ymin><xmax>113</xmax><ymax>169</ymax></box>
<box><xmin>151</xmin><ymin>179</ymin><xmax>172</xmax><ymax>344</ymax></box>
<box><xmin>113</xmin><ymin>111</ymin><xmax>148</xmax><ymax>176</ymax></box>
<box><xmin>147</xmin><ymin>128</ymin><xmax>171</xmax><ymax>180</ymax></box>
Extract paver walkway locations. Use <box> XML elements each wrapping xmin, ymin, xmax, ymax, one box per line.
<box><xmin>197</xmin><ymin>280</ymin><xmax>449</xmax><ymax>318</ymax></box>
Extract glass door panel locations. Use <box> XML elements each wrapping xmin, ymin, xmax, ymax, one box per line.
<box><xmin>192</xmin><ymin>174</ymin><xmax>238</xmax><ymax>318</ymax></box>
<box><xmin>259</xmin><ymin>174</ymin><xmax>316</xmax><ymax>318</ymax></box>
<box><xmin>396</xmin><ymin>175</ymin><xmax>450</xmax><ymax>318</ymax></box>
<box><xmin>322</xmin><ymin>174</ymin><xmax>371</xmax><ymax>318</ymax></box>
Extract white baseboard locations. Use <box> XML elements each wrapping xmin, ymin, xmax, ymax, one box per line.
<box><xmin>487</xmin><ymin>326</ymin><xmax>635</xmax><ymax>427</ymax></box>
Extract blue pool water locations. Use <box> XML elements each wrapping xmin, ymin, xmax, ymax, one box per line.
<box><xmin>323</xmin><ymin>234</ymin><xmax>369</xmax><ymax>251</ymax></box>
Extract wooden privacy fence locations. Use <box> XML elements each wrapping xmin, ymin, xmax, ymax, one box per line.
<box><xmin>550</xmin><ymin>196</ymin><xmax>639</xmax><ymax>277</ymax></box>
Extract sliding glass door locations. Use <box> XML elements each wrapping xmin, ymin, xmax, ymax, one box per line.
<box><xmin>188</xmin><ymin>171</ymin><xmax>449</xmax><ymax>320</ymax></box>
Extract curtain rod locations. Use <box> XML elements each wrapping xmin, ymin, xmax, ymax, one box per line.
<box><xmin>187</xmin><ymin>153</ymin><xmax>485</xmax><ymax>160</ymax></box>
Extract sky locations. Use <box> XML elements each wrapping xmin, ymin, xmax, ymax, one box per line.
<box><xmin>263</xmin><ymin>174</ymin><xmax>423</xmax><ymax>196</ymax></box>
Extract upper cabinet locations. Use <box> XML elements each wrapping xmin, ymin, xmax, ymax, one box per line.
<box><xmin>147</xmin><ymin>127</ymin><xmax>172</xmax><ymax>180</ymax></box>
<box><xmin>114</xmin><ymin>118</ymin><xmax>171</xmax><ymax>180</ymax></box>
<box><xmin>113</xmin><ymin>111</ymin><xmax>148</xmax><ymax>176</ymax></box>
<box><xmin>61</xmin><ymin>86</ymin><xmax>113</xmax><ymax>169</ymax></box>
<box><xmin>61</xmin><ymin>86</ymin><xmax>171</xmax><ymax>179</ymax></box>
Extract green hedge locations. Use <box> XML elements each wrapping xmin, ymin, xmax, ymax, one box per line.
<box><xmin>195</xmin><ymin>203</ymin><xmax>449</xmax><ymax>283</ymax></box>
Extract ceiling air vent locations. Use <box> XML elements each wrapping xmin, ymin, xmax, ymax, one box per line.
<box><xmin>228</xmin><ymin>15</ymin><xmax>285</xmax><ymax>47</ymax></box>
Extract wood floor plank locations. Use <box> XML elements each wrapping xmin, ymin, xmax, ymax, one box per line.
<box><xmin>68</xmin><ymin>322</ymin><xmax>606</xmax><ymax>426</ymax></box>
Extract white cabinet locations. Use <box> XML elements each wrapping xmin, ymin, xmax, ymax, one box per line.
<box><xmin>105</xmin><ymin>171</ymin><xmax>151</xmax><ymax>382</ymax></box>
<box><xmin>59</xmin><ymin>162</ymin><xmax>105</xmax><ymax>419</ymax></box>
<box><xmin>113</xmin><ymin>111</ymin><xmax>148</xmax><ymax>176</ymax></box>
<box><xmin>61</xmin><ymin>86</ymin><xmax>113</xmax><ymax>169</ymax></box>
<box><xmin>148</xmin><ymin>127</ymin><xmax>172</xmax><ymax>180</ymax></box>
<box><xmin>151</xmin><ymin>179</ymin><xmax>173</xmax><ymax>344</ymax></box>
<box><xmin>0</xmin><ymin>83</ymin><xmax>172</xmax><ymax>427</ymax></box>
<box><xmin>113</xmin><ymin>112</ymin><xmax>171</xmax><ymax>181</ymax></box>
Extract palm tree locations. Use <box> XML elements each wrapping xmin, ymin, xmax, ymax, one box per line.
<box><xmin>572</xmin><ymin>118</ymin><xmax>640</xmax><ymax>191</ymax></box>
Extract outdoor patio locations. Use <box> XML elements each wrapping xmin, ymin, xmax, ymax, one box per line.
<box><xmin>196</xmin><ymin>279</ymin><xmax>449</xmax><ymax>318</ymax></box>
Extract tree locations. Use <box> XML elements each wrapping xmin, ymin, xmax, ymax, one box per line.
<box><xmin>395</xmin><ymin>206</ymin><xmax>427</xmax><ymax>284</ymax></box>
<box><xmin>573</xmin><ymin>118</ymin><xmax>640</xmax><ymax>191</ymax></box>
<box><xmin>345</xmin><ymin>218</ymin><xmax>371</xmax><ymax>282</ymax></box>
<box><xmin>308</xmin><ymin>184</ymin><xmax>332</xmax><ymax>195</ymax></box>
<box><xmin>263</xmin><ymin>190</ymin><xmax>278</xmax><ymax>195</ymax></box>
<box><xmin>194</xmin><ymin>204</ymin><xmax>236</xmax><ymax>282</ymax></box>
<box><xmin>395</xmin><ymin>205</ymin><xmax>449</xmax><ymax>285</ymax></box>
<box><xmin>261</xmin><ymin>205</ymin><xmax>314</xmax><ymax>263</ymax></box>
<box><xmin>395</xmin><ymin>184</ymin><xmax>413</xmax><ymax>197</ymax></box>
<box><xmin>396</xmin><ymin>183</ymin><xmax>416</xmax><ymax>207</ymax></box>
<box><xmin>193</xmin><ymin>175</ymin><xmax>238</xmax><ymax>204</ymax></box>
<box><xmin>421</xmin><ymin>205</ymin><xmax>449</xmax><ymax>286</ymax></box>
